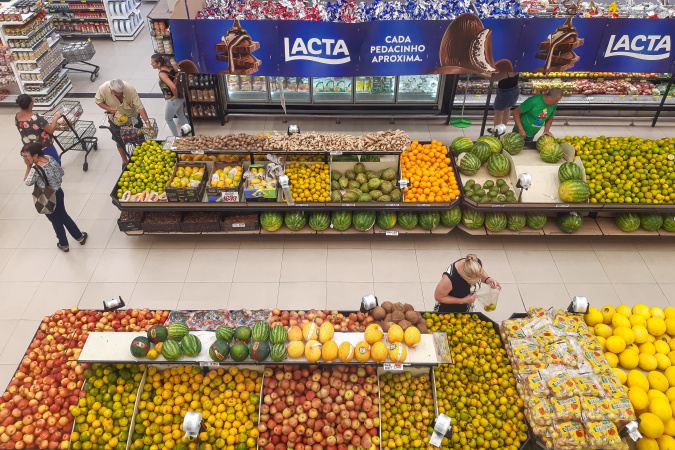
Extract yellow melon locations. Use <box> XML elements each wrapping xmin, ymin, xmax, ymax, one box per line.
<box><xmin>388</xmin><ymin>324</ymin><xmax>404</xmax><ymax>343</ymax></box>
<box><xmin>322</xmin><ymin>341</ymin><xmax>338</xmax><ymax>362</ymax></box>
<box><xmin>371</xmin><ymin>342</ymin><xmax>388</xmax><ymax>363</ymax></box>
<box><xmin>319</xmin><ymin>322</ymin><xmax>334</xmax><ymax>344</ymax></box>
<box><xmin>305</xmin><ymin>340</ymin><xmax>322</xmax><ymax>362</ymax></box>
<box><xmin>389</xmin><ymin>342</ymin><xmax>407</xmax><ymax>363</ymax></box>
<box><xmin>404</xmin><ymin>326</ymin><xmax>421</xmax><ymax>347</ymax></box>
<box><xmin>338</xmin><ymin>342</ymin><xmax>354</xmax><ymax>363</ymax></box>
<box><xmin>355</xmin><ymin>341</ymin><xmax>370</xmax><ymax>363</ymax></box>
<box><xmin>303</xmin><ymin>322</ymin><xmax>319</xmax><ymax>341</ymax></box>
<box><xmin>287</xmin><ymin>326</ymin><xmax>303</xmax><ymax>341</ymax></box>
<box><xmin>287</xmin><ymin>341</ymin><xmax>305</xmax><ymax>358</ymax></box>
<box><xmin>365</xmin><ymin>324</ymin><xmax>383</xmax><ymax>345</ymax></box>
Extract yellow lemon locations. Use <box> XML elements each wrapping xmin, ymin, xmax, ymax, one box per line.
<box><xmin>669</xmin><ymin>351</ymin><xmax>675</xmax><ymax>366</ymax></box>
<box><xmin>650</xmin><ymin>371</ymin><xmax>670</xmax><ymax>392</ymax></box>
<box><xmin>636</xmin><ymin>437</ymin><xmax>659</xmax><ymax>450</ymax></box>
<box><xmin>601</xmin><ymin>305</ymin><xmax>617</xmax><ymax>324</ymax></box>
<box><xmin>612</xmin><ymin>314</ymin><xmax>632</xmax><ymax>329</ymax></box>
<box><xmin>630</xmin><ymin>314</ymin><xmax>648</xmax><ymax>327</ymax></box>
<box><xmin>670</xmin><ymin>340</ymin><xmax>675</xmax><ymax>352</ymax></box>
<box><xmin>606</xmin><ymin>336</ymin><xmax>626</xmax><ymax>354</ymax></box>
<box><xmin>628</xmin><ymin>344</ymin><xmax>640</xmax><ymax>353</ymax></box>
<box><xmin>657</xmin><ymin>353</ymin><xmax>673</xmax><ymax>371</ymax></box>
<box><xmin>606</xmin><ymin>352</ymin><xmax>619</xmax><ymax>368</ymax></box>
<box><xmin>597</xmin><ymin>335</ymin><xmax>606</xmax><ymax>349</ymax></box>
<box><xmin>650</xmin><ymin>390</ymin><xmax>669</xmax><ymax>402</ymax></box>
<box><xmin>661</xmin><ymin>335</ymin><xmax>672</xmax><ymax>344</ymax></box>
<box><xmin>639</xmin><ymin>412</ymin><xmax>665</xmax><ymax>439</ymax></box>
<box><xmin>584</xmin><ymin>307</ymin><xmax>603</xmax><ymax>327</ymax></box>
<box><xmin>652</xmin><ymin>307</ymin><xmax>667</xmax><ymax>319</ymax></box>
<box><xmin>629</xmin><ymin>386</ymin><xmax>649</xmax><ymax>410</ymax></box>
<box><xmin>666</xmin><ymin>367</ymin><xmax>675</xmax><ymax>387</ymax></box>
<box><xmin>628</xmin><ymin>370</ymin><xmax>651</xmax><ymax>392</ymax></box>
<box><xmin>619</xmin><ymin>349</ymin><xmax>639</xmax><ymax>369</ymax></box>
<box><xmin>617</xmin><ymin>304</ymin><xmax>632</xmax><ymax>317</ymax></box>
<box><xmin>648</xmin><ymin>334</ymin><xmax>657</xmax><ymax>343</ymax></box>
<box><xmin>665</xmin><ymin>307</ymin><xmax>675</xmax><ymax>320</ymax></box>
<box><xmin>667</xmin><ymin>387</ymin><xmax>675</xmax><ymax>403</ymax></box>
<box><xmin>613</xmin><ymin>326</ymin><xmax>635</xmax><ymax>345</ymax></box>
<box><xmin>664</xmin><ymin>417</ymin><xmax>675</xmax><ymax>436</ymax></box>
<box><xmin>634</xmin><ymin>325</ymin><xmax>650</xmax><ymax>344</ymax></box>
<box><xmin>651</xmin><ymin>397</ymin><xmax>674</xmax><ymax>423</ymax></box>
<box><xmin>648</xmin><ymin>317</ymin><xmax>667</xmax><ymax>336</ymax></box>
<box><xmin>613</xmin><ymin>368</ymin><xmax>627</xmax><ymax>384</ymax></box>
<box><xmin>641</xmin><ymin>342</ymin><xmax>657</xmax><ymax>355</ymax></box>
<box><xmin>667</xmin><ymin>319</ymin><xmax>675</xmax><ymax>336</ymax></box>
<box><xmin>658</xmin><ymin>435</ymin><xmax>675</xmax><ymax>450</ymax></box>
<box><xmin>641</xmin><ymin>354</ymin><xmax>659</xmax><ymax>371</ymax></box>
<box><xmin>594</xmin><ymin>323</ymin><xmax>613</xmax><ymax>339</ymax></box>
<box><xmin>634</xmin><ymin>304</ymin><xmax>652</xmax><ymax>320</ymax></box>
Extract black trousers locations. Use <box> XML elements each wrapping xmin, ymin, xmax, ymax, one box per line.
<box><xmin>46</xmin><ymin>189</ymin><xmax>83</xmax><ymax>247</ymax></box>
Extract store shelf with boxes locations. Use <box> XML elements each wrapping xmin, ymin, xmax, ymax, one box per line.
<box><xmin>47</xmin><ymin>0</ymin><xmax>144</xmax><ymax>40</ymax></box>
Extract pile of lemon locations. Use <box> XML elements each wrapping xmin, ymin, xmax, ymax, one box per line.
<box><xmin>584</xmin><ymin>304</ymin><xmax>675</xmax><ymax>449</ymax></box>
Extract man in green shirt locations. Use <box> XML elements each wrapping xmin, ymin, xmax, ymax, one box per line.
<box><xmin>513</xmin><ymin>88</ymin><xmax>563</xmax><ymax>141</ymax></box>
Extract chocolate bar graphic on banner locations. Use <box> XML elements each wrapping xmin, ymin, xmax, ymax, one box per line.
<box><xmin>534</xmin><ymin>18</ymin><xmax>584</xmax><ymax>73</ymax></box>
<box><xmin>214</xmin><ymin>19</ymin><xmax>261</xmax><ymax>75</ymax></box>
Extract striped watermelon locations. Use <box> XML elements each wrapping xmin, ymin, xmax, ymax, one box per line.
<box><xmin>181</xmin><ymin>334</ymin><xmax>202</xmax><ymax>357</ymax></box>
<box><xmin>215</xmin><ymin>325</ymin><xmax>234</xmax><ymax>342</ymax></box>
<box><xmin>419</xmin><ymin>212</ymin><xmax>440</xmax><ymax>230</ymax></box>
<box><xmin>477</xmin><ymin>135</ymin><xmax>502</xmax><ymax>154</ymax></box>
<box><xmin>270</xmin><ymin>325</ymin><xmax>288</xmax><ymax>345</ymax></box>
<box><xmin>662</xmin><ymin>215</ymin><xmax>675</xmax><ymax>232</ymax></box>
<box><xmin>527</xmin><ymin>213</ymin><xmax>547</xmax><ymax>229</ymax></box>
<box><xmin>641</xmin><ymin>213</ymin><xmax>663</xmax><ymax>231</ymax></box>
<box><xmin>260</xmin><ymin>212</ymin><xmax>283</xmax><ymax>231</ymax></box>
<box><xmin>450</xmin><ymin>137</ymin><xmax>473</xmax><ymax>155</ymax></box>
<box><xmin>309</xmin><ymin>212</ymin><xmax>331</xmax><ymax>231</ymax></box>
<box><xmin>285</xmin><ymin>211</ymin><xmax>307</xmax><ymax>231</ymax></box>
<box><xmin>130</xmin><ymin>337</ymin><xmax>150</xmax><ymax>357</ymax></box>
<box><xmin>209</xmin><ymin>340</ymin><xmax>230</xmax><ymax>361</ymax></box>
<box><xmin>332</xmin><ymin>211</ymin><xmax>352</xmax><ymax>231</ymax></box>
<box><xmin>161</xmin><ymin>339</ymin><xmax>182</xmax><ymax>361</ymax></box>
<box><xmin>471</xmin><ymin>142</ymin><xmax>492</xmax><ymax>164</ymax></box>
<box><xmin>558</xmin><ymin>213</ymin><xmax>583</xmax><ymax>233</ymax></box>
<box><xmin>252</xmin><ymin>321</ymin><xmax>270</xmax><ymax>342</ymax></box>
<box><xmin>487</xmin><ymin>154</ymin><xmax>510</xmax><ymax>177</ymax></box>
<box><xmin>146</xmin><ymin>325</ymin><xmax>168</xmax><ymax>344</ymax></box>
<box><xmin>615</xmin><ymin>213</ymin><xmax>640</xmax><ymax>232</ymax></box>
<box><xmin>249</xmin><ymin>341</ymin><xmax>270</xmax><ymax>362</ymax></box>
<box><xmin>397</xmin><ymin>211</ymin><xmax>418</xmax><ymax>230</ymax></box>
<box><xmin>462</xmin><ymin>209</ymin><xmax>484</xmax><ymax>229</ymax></box>
<box><xmin>558</xmin><ymin>180</ymin><xmax>590</xmax><ymax>203</ymax></box>
<box><xmin>376</xmin><ymin>211</ymin><xmax>397</xmax><ymax>230</ymax></box>
<box><xmin>440</xmin><ymin>207</ymin><xmax>462</xmax><ymax>228</ymax></box>
<box><xmin>485</xmin><ymin>213</ymin><xmax>507</xmax><ymax>232</ymax></box>
<box><xmin>271</xmin><ymin>344</ymin><xmax>288</xmax><ymax>362</ymax></box>
<box><xmin>502</xmin><ymin>133</ymin><xmax>524</xmax><ymax>155</ymax></box>
<box><xmin>558</xmin><ymin>162</ymin><xmax>583</xmax><ymax>183</ymax></box>
<box><xmin>230</xmin><ymin>342</ymin><xmax>249</xmax><ymax>362</ymax></box>
<box><xmin>540</xmin><ymin>143</ymin><xmax>563</xmax><ymax>163</ymax></box>
<box><xmin>536</xmin><ymin>134</ymin><xmax>556</xmax><ymax>151</ymax></box>
<box><xmin>458</xmin><ymin>153</ymin><xmax>481</xmax><ymax>176</ymax></box>
<box><xmin>353</xmin><ymin>211</ymin><xmax>376</xmax><ymax>232</ymax></box>
<box><xmin>168</xmin><ymin>323</ymin><xmax>189</xmax><ymax>341</ymax></box>
<box><xmin>507</xmin><ymin>213</ymin><xmax>527</xmax><ymax>231</ymax></box>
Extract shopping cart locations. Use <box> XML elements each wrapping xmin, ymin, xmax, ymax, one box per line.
<box><xmin>99</xmin><ymin>114</ymin><xmax>159</xmax><ymax>161</ymax></box>
<box><xmin>44</xmin><ymin>100</ymin><xmax>98</xmax><ymax>172</ymax></box>
<box><xmin>61</xmin><ymin>40</ymin><xmax>99</xmax><ymax>82</ymax></box>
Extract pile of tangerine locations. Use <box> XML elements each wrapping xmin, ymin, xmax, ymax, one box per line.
<box><xmin>401</xmin><ymin>140</ymin><xmax>460</xmax><ymax>202</ymax></box>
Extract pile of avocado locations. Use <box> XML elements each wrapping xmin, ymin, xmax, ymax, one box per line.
<box><xmin>464</xmin><ymin>179</ymin><xmax>518</xmax><ymax>203</ymax></box>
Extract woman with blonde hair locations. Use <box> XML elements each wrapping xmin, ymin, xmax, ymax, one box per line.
<box><xmin>433</xmin><ymin>254</ymin><xmax>501</xmax><ymax>313</ymax></box>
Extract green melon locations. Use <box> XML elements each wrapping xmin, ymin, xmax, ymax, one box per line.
<box><xmin>215</xmin><ymin>325</ymin><xmax>234</xmax><ymax>342</ymax></box>
<box><xmin>536</xmin><ymin>134</ymin><xmax>556</xmax><ymax>151</ymax></box>
<box><xmin>419</xmin><ymin>212</ymin><xmax>440</xmax><ymax>230</ymax></box>
<box><xmin>615</xmin><ymin>213</ymin><xmax>640</xmax><ymax>232</ymax></box>
<box><xmin>462</xmin><ymin>209</ymin><xmax>484</xmax><ymax>229</ymax></box>
<box><xmin>397</xmin><ymin>211</ymin><xmax>418</xmax><ymax>230</ymax></box>
<box><xmin>309</xmin><ymin>212</ymin><xmax>330</xmax><ymax>231</ymax></box>
<box><xmin>209</xmin><ymin>340</ymin><xmax>230</xmax><ymax>362</ymax></box>
<box><xmin>507</xmin><ymin>213</ymin><xmax>527</xmax><ymax>231</ymax></box>
<box><xmin>234</xmin><ymin>326</ymin><xmax>252</xmax><ymax>343</ymax></box>
<box><xmin>353</xmin><ymin>211</ymin><xmax>376</xmax><ymax>232</ymax></box>
<box><xmin>477</xmin><ymin>135</ymin><xmax>502</xmax><ymax>155</ymax></box>
<box><xmin>130</xmin><ymin>337</ymin><xmax>151</xmax><ymax>357</ymax></box>
<box><xmin>168</xmin><ymin>323</ymin><xmax>189</xmax><ymax>341</ymax></box>
<box><xmin>558</xmin><ymin>162</ymin><xmax>583</xmax><ymax>183</ymax></box>
<box><xmin>451</xmin><ymin>137</ymin><xmax>473</xmax><ymax>155</ymax></box>
<box><xmin>502</xmin><ymin>133</ymin><xmax>525</xmax><ymax>155</ymax></box>
<box><xmin>485</xmin><ymin>212</ymin><xmax>507</xmax><ymax>232</ymax></box>
<box><xmin>285</xmin><ymin>211</ymin><xmax>307</xmax><ymax>231</ymax></box>
<box><xmin>527</xmin><ymin>213</ymin><xmax>547</xmax><ymax>229</ymax></box>
<box><xmin>471</xmin><ymin>142</ymin><xmax>492</xmax><ymax>165</ymax></box>
<box><xmin>181</xmin><ymin>334</ymin><xmax>202</xmax><ymax>357</ymax></box>
<box><xmin>540</xmin><ymin>143</ymin><xmax>563</xmax><ymax>163</ymax></box>
<box><xmin>558</xmin><ymin>180</ymin><xmax>590</xmax><ymax>203</ymax></box>
<box><xmin>249</xmin><ymin>341</ymin><xmax>270</xmax><ymax>362</ymax></box>
<box><xmin>230</xmin><ymin>342</ymin><xmax>249</xmax><ymax>362</ymax></box>
<box><xmin>332</xmin><ymin>211</ymin><xmax>352</xmax><ymax>231</ymax></box>
<box><xmin>440</xmin><ymin>207</ymin><xmax>462</xmax><ymax>228</ymax></box>
<box><xmin>161</xmin><ymin>339</ymin><xmax>182</xmax><ymax>361</ymax></box>
<box><xmin>270</xmin><ymin>325</ymin><xmax>288</xmax><ymax>345</ymax></box>
<box><xmin>640</xmin><ymin>213</ymin><xmax>663</xmax><ymax>231</ymax></box>
<box><xmin>662</xmin><ymin>215</ymin><xmax>675</xmax><ymax>232</ymax></box>
<box><xmin>260</xmin><ymin>212</ymin><xmax>283</xmax><ymax>231</ymax></box>
<box><xmin>458</xmin><ymin>153</ymin><xmax>481</xmax><ymax>176</ymax></box>
<box><xmin>252</xmin><ymin>321</ymin><xmax>270</xmax><ymax>342</ymax></box>
<box><xmin>146</xmin><ymin>325</ymin><xmax>168</xmax><ymax>344</ymax></box>
<box><xmin>558</xmin><ymin>213</ymin><xmax>583</xmax><ymax>233</ymax></box>
<box><xmin>376</xmin><ymin>211</ymin><xmax>397</xmax><ymax>230</ymax></box>
<box><xmin>486</xmin><ymin>154</ymin><xmax>510</xmax><ymax>177</ymax></box>
<box><xmin>270</xmin><ymin>344</ymin><xmax>287</xmax><ymax>362</ymax></box>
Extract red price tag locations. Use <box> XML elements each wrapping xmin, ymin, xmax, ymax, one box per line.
<box><xmin>385</xmin><ymin>230</ymin><xmax>398</xmax><ymax>236</ymax></box>
<box><xmin>220</xmin><ymin>191</ymin><xmax>239</xmax><ymax>202</ymax></box>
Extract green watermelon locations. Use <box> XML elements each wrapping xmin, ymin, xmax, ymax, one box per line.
<box><xmin>270</xmin><ymin>325</ymin><xmax>288</xmax><ymax>345</ymax></box>
<box><xmin>540</xmin><ymin>143</ymin><xmax>563</xmax><ymax>163</ymax></box>
<box><xmin>234</xmin><ymin>326</ymin><xmax>252</xmax><ymax>343</ymax></box>
<box><xmin>558</xmin><ymin>162</ymin><xmax>583</xmax><ymax>183</ymax></box>
<box><xmin>168</xmin><ymin>323</ymin><xmax>189</xmax><ymax>341</ymax></box>
<box><xmin>181</xmin><ymin>334</ymin><xmax>202</xmax><ymax>357</ymax></box>
<box><xmin>353</xmin><ymin>211</ymin><xmax>376</xmax><ymax>232</ymax></box>
<box><xmin>215</xmin><ymin>325</ymin><xmax>234</xmax><ymax>342</ymax></box>
<box><xmin>486</xmin><ymin>154</ymin><xmax>510</xmax><ymax>177</ymax></box>
<box><xmin>130</xmin><ymin>337</ymin><xmax>151</xmax><ymax>357</ymax></box>
<box><xmin>440</xmin><ymin>207</ymin><xmax>462</xmax><ymax>228</ymax></box>
<box><xmin>285</xmin><ymin>211</ymin><xmax>307</xmax><ymax>231</ymax></box>
<box><xmin>161</xmin><ymin>339</ymin><xmax>182</xmax><ymax>361</ymax></box>
<box><xmin>485</xmin><ymin>212</ymin><xmax>507</xmax><ymax>232</ymax></box>
<box><xmin>309</xmin><ymin>212</ymin><xmax>330</xmax><ymax>231</ymax></box>
<box><xmin>507</xmin><ymin>213</ymin><xmax>527</xmax><ymax>231</ymax></box>
<box><xmin>397</xmin><ymin>211</ymin><xmax>418</xmax><ymax>230</ymax></box>
<box><xmin>146</xmin><ymin>325</ymin><xmax>168</xmax><ymax>344</ymax></box>
<box><xmin>270</xmin><ymin>344</ymin><xmax>287</xmax><ymax>362</ymax></box>
<box><xmin>470</xmin><ymin>142</ymin><xmax>492</xmax><ymax>164</ymax></box>
<box><xmin>458</xmin><ymin>153</ymin><xmax>482</xmax><ymax>176</ymax></box>
<box><xmin>252</xmin><ymin>321</ymin><xmax>270</xmax><ymax>342</ymax></box>
<box><xmin>527</xmin><ymin>213</ymin><xmax>547</xmax><ymax>229</ymax></box>
<box><xmin>558</xmin><ymin>213</ymin><xmax>583</xmax><ymax>233</ymax></box>
<box><xmin>640</xmin><ymin>213</ymin><xmax>663</xmax><ymax>231</ymax></box>
<box><xmin>332</xmin><ymin>211</ymin><xmax>352</xmax><ymax>231</ymax></box>
<box><xmin>502</xmin><ymin>133</ymin><xmax>524</xmax><ymax>155</ymax></box>
<box><xmin>419</xmin><ymin>212</ymin><xmax>440</xmax><ymax>230</ymax></box>
<box><xmin>536</xmin><ymin>134</ymin><xmax>556</xmax><ymax>151</ymax></box>
<box><xmin>477</xmin><ymin>135</ymin><xmax>502</xmax><ymax>154</ymax></box>
<box><xmin>662</xmin><ymin>215</ymin><xmax>675</xmax><ymax>232</ymax></box>
<box><xmin>462</xmin><ymin>209</ymin><xmax>484</xmax><ymax>229</ymax></box>
<box><xmin>614</xmin><ymin>213</ymin><xmax>640</xmax><ymax>232</ymax></box>
<box><xmin>260</xmin><ymin>212</ymin><xmax>283</xmax><ymax>231</ymax></box>
<box><xmin>451</xmin><ymin>137</ymin><xmax>473</xmax><ymax>155</ymax></box>
<box><xmin>209</xmin><ymin>340</ymin><xmax>230</xmax><ymax>362</ymax></box>
<box><xmin>558</xmin><ymin>180</ymin><xmax>590</xmax><ymax>203</ymax></box>
<box><xmin>230</xmin><ymin>342</ymin><xmax>249</xmax><ymax>362</ymax></box>
<box><xmin>249</xmin><ymin>341</ymin><xmax>270</xmax><ymax>362</ymax></box>
<box><xmin>376</xmin><ymin>211</ymin><xmax>397</xmax><ymax>230</ymax></box>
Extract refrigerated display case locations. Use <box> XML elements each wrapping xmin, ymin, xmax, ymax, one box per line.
<box><xmin>355</xmin><ymin>76</ymin><xmax>396</xmax><ymax>103</ymax></box>
<box><xmin>397</xmin><ymin>75</ymin><xmax>441</xmax><ymax>103</ymax></box>
<box><xmin>312</xmin><ymin>77</ymin><xmax>353</xmax><ymax>103</ymax></box>
<box><xmin>269</xmin><ymin>77</ymin><xmax>310</xmax><ymax>103</ymax></box>
<box><xmin>225</xmin><ymin>75</ymin><xmax>269</xmax><ymax>102</ymax></box>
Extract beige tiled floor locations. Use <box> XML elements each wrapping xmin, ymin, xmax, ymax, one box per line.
<box><xmin>0</xmin><ymin>22</ymin><xmax>674</xmax><ymax>393</ymax></box>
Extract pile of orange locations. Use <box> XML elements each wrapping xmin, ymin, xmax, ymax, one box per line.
<box><xmin>401</xmin><ymin>140</ymin><xmax>460</xmax><ymax>202</ymax></box>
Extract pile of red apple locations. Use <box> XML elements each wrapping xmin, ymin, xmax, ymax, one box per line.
<box><xmin>258</xmin><ymin>365</ymin><xmax>380</xmax><ymax>450</ymax></box>
<box><xmin>0</xmin><ymin>308</ymin><xmax>168</xmax><ymax>450</ymax></box>
<box><xmin>269</xmin><ymin>309</ymin><xmax>375</xmax><ymax>332</ymax></box>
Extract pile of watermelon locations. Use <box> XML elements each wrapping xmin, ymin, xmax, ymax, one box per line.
<box><xmin>460</xmin><ymin>208</ymin><xmax>548</xmax><ymax>232</ymax></box>
<box><xmin>455</xmin><ymin>135</ymin><xmax>513</xmax><ymax>183</ymax></box>
<box><xmin>463</xmin><ymin>179</ymin><xmax>518</xmax><ymax>203</ymax></box>
<box><xmin>615</xmin><ymin>213</ymin><xmax>675</xmax><ymax>233</ymax></box>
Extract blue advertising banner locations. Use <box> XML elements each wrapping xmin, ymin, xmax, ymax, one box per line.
<box><xmin>171</xmin><ymin>14</ymin><xmax>675</xmax><ymax>76</ymax></box>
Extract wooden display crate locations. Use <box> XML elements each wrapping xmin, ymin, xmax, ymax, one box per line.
<box><xmin>205</xmin><ymin>162</ymin><xmax>246</xmax><ymax>203</ymax></box>
<box><xmin>165</xmin><ymin>162</ymin><xmax>207</xmax><ymax>202</ymax></box>
<box><xmin>221</xmin><ymin>213</ymin><xmax>260</xmax><ymax>232</ymax></box>
<box><xmin>141</xmin><ymin>212</ymin><xmax>183</xmax><ymax>233</ymax></box>
<box><xmin>117</xmin><ymin>211</ymin><xmax>144</xmax><ymax>232</ymax></box>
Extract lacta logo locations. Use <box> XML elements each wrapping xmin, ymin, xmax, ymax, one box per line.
<box><xmin>605</xmin><ymin>34</ymin><xmax>671</xmax><ymax>60</ymax></box>
<box><xmin>284</xmin><ymin>38</ymin><xmax>350</xmax><ymax>64</ymax></box>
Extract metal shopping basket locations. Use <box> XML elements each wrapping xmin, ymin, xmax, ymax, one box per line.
<box><xmin>99</xmin><ymin>114</ymin><xmax>159</xmax><ymax>161</ymax></box>
<box><xmin>44</xmin><ymin>100</ymin><xmax>98</xmax><ymax>171</ymax></box>
<box><xmin>62</xmin><ymin>40</ymin><xmax>99</xmax><ymax>82</ymax></box>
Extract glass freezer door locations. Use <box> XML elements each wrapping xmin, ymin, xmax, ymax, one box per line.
<box><xmin>355</xmin><ymin>76</ymin><xmax>396</xmax><ymax>103</ymax></box>
<box><xmin>270</xmin><ymin>77</ymin><xmax>311</xmax><ymax>103</ymax></box>
<box><xmin>396</xmin><ymin>75</ymin><xmax>440</xmax><ymax>103</ymax></box>
<box><xmin>312</xmin><ymin>77</ymin><xmax>353</xmax><ymax>103</ymax></box>
<box><xmin>225</xmin><ymin>75</ymin><xmax>269</xmax><ymax>102</ymax></box>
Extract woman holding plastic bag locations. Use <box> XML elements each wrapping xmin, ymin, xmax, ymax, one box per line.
<box><xmin>433</xmin><ymin>254</ymin><xmax>501</xmax><ymax>313</ymax></box>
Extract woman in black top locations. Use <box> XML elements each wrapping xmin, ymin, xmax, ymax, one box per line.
<box><xmin>487</xmin><ymin>72</ymin><xmax>520</xmax><ymax>136</ymax></box>
<box><xmin>433</xmin><ymin>254</ymin><xmax>502</xmax><ymax>313</ymax></box>
<box><xmin>151</xmin><ymin>54</ymin><xmax>188</xmax><ymax>136</ymax></box>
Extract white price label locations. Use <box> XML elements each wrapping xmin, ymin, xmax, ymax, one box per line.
<box><xmin>191</xmin><ymin>150</ymin><xmax>204</xmax><ymax>155</ymax></box>
<box><xmin>231</xmin><ymin>223</ymin><xmax>245</xmax><ymax>228</ymax></box>
<box><xmin>386</xmin><ymin>203</ymin><xmax>399</xmax><ymax>207</ymax></box>
<box><xmin>220</xmin><ymin>191</ymin><xmax>239</xmax><ymax>202</ymax></box>
<box><xmin>342</xmin><ymin>203</ymin><xmax>355</xmax><ymax>207</ymax></box>
<box><xmin>330</xmin><ymin>151</ymin><xmax>343</xmax><ymax>155</ymax></box>
<box><xmin>295</xmin><ymin>203</ymin><xmax>308</xmax><ymax>207</ymax></box>
<box><xmin>385</xmin><ymin>230</ymin><xmax>398</xmax><ymax>236</ymax></box>
<box><xmin>383</xmin><ymin>363</ymin><xmax>403</xmax><ymax>370</ymax></box>
<box><xmin>199</xmin><ymin>362</ymin><xmax>219</xmax><ymax>367</ymax></box>
<box><xmin>490</xmin><ymin>204</ymin><xmax>505</xmax><ymax>207</ymax></box>
<box><xmin>417</xmin><ymin>203</ymin><xmax>430</xmax><ymax>207</ymax></box>
<box><xmin>556</xmin><ymin>204</ymin><xmax>570</xmax><ymax>208</ymax></box>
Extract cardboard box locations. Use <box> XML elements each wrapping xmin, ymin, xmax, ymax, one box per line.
<box><xmin>165</xmin><ymin>162</ymin><xmax>207</xmax><ymax>202</ymax></box>
<box><xmin>243</xmin><ymin>164</ymin><xmax>278</xmax><ymax>202</ymax></box>
<box><xmin>205</xmin><ymin>162</ymin><xmax>246</xmax><ymax>203</ymax></box>
<box><xmin>595</xmin><ymin>217</ymin><xmax>658</xmax><ymax>236</ymax></box>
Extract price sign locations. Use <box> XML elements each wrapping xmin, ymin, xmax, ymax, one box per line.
<box><xmin>342</xmin><ymin>203</ymin><xmax>355</xmax><ymax>207</ymax></box>
<box><xmin>200</xmin><ymin>362</ymin><xmax>219</xmax><ymax>367</ymax></box>
<box><xmin>619</xmin><ymin>95</ymin><xmax>625</xmax><ymax>98</ymax></box>
<box><xmin>417</xmin><ymin>203</ymin><xmax>430</xmax><ymax>207</ymax></box>
<box><xmin>191</xmin><ymin>150</ymin><xmax>204</xmax><ymax>155</ymax></box>
<box><xmin>490</xmin><ymin>204</ymin><xmax>505</xmax><ymax>208</ymax></box>
<box><xmin>383</xmin><ymin>363</ymin><xmax>403</xmax><ymax>371</ymax></box>
<box><xmin>625</xmin><ymin>78</ymin><xmax>631</xmax><ymax>81</ymax></box>
<box><xmin>231</xmin><ymin>223</ymin><xmax>245</xmax><ymax>228</ymax></box>
<box><xmin>385</xmin><ymin>230</ymin><xmax>398</xmax><ymax>236</ymax></box>
<box><xmin>556</xmin><ymin>204</ymin><xmax>570</xmax><ymax>208</ymax></box>
<box><xmin>386</xmin><ymin>203</ymin><xmax>399</xmax><ymax>207</ymax></box>
<box><xmin>330</xmin><ymin>151</ymin><xmax>343</xmax><ymax>156</ymax></box>
<box><xmin>220</xmin><ymin>191</ymin><xmax>239</xmax><ymax>202</ymax></box>
<box><xmin>295</xmin><ymin>203</ymin><xmax>308</xmax><ymax>207</ymax></box>
<box><xmin>598</xmin><ymin>78</ymin><xmax>604</xmax><ymax>81</ymax></box>
<box><xmin>640</xmin><ymin>79</ymin><xmax>647</xmax><ymax>83</ymax></box>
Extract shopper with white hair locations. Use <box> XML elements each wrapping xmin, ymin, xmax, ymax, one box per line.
<box><xmin>95</xmin><ymin>78</ymin><xmax>152</xmax><ymax>164</ymax></box>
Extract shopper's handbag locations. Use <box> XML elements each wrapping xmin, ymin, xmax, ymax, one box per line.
<box><xmin>32</xmin><ymin>164</ymin><xmax>57</xmax><ymax>214</ymax></box>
